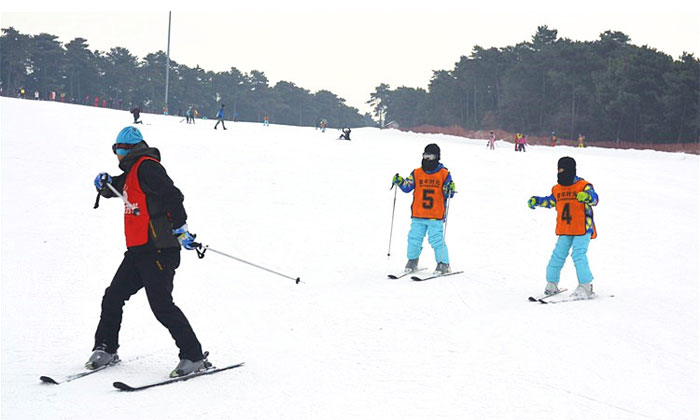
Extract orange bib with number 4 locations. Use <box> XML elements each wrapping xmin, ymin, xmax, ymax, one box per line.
<box><xmin>552</xmin><ymin>179</ymin><xmax>596</xmax><ymax>239</ymax></box>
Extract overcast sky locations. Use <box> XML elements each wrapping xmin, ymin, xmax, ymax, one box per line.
<box><xmin>2</xmin><ymin>1</ymin><xmax>699</xmax><ymax>114</ymax></box>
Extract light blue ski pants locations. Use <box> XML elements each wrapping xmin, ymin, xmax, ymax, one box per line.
<box><xmin>407</xmin><ymin>218</ymin><xmax>449</xmax><ymax>264</ymax></box>
<box><xmin>546</xmin><ymin>233</ymin><xmax>593</xmax><ymax>284</ymax></box>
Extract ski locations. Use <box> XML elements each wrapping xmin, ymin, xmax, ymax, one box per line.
<box><xmin>411</xmin><ymin>270</ymin><xmax>464</xmax><ymax>281</ymax></box>
<box><xmin>540</xmin><ymin>294</ymin><xmax>614</xmax><ymax>305</ymax></box>
<box><xmin>113</xmin><ymin>362</ymin><xmax>245</xmax><ymax>392</ymax></box>
<box><xmin>40</xmin><ymin>359</ymin><xmax>121</xmax><ymax>385</ymax></box>
<box><xmin>387</xmin><ymin>268</ymin><xmax>426</xmax><ymax>279</ymax></box>
<box><xmin>528</xmin><ymin>288</ymin><xmax>568</xmax><ymax>302</ymax></box>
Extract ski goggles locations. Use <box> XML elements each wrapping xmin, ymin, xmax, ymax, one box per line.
<box><xmin>112</xmin><ymin>143</ymin><xmax>138</xmax><ymax>154</ymax></box>
<box><xmin>422</xmin><ymin>153</ymin><xmax>438</xmax><ymax>161</ymax></box>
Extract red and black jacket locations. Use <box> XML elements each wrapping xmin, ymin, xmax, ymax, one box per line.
<box><xmin>100</xmin><ymin>145</ymin><xmax>185</xmax><ymax>252</ymax></box>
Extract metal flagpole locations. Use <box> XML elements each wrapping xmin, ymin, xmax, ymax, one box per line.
<box><xmin>164</xmin><ymin>11</ymin><xmax>171</xmax><ymax>114</ymax></box>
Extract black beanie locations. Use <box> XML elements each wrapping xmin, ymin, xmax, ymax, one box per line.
<box><xmin>422</xmin><ymin>143</ymin><xmax>441</xmax><ymax>172</ymax></box>
<box><xmin>424</xmin><ymin>143</ymin><xmax>441</xmax><ymax>160</ymax></box>
<box><xmin>557</xmin><ymin>156</ymin><xmax>576</xmax><ymax>186</ymax></box>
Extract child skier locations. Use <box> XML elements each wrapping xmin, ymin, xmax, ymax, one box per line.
<box><xmin>392</xmin><ymin>144</ymin><xmax>455</xmax><ymax>274</ymax></box>
<box><xmin>528</xmin><ymin>157</ymin><xmax>599</xmax><ymax>298</ymax></box>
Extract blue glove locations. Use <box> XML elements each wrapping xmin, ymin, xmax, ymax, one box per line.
<box><xmin>528</xmin><ymin>197</ymin><xmax>537</xmax><ymax>209</ymax></box>
<box><xmin>392</xmin><ymin>173</ymin><xmax>404</xmax><ymax>186</ymax></box>
<box><xmin>576</xmin><ymin>191</ymin><xmax>591</xmax><ymax>203</ymax></box>
<box><xmin>94</xmin><ymin>172</ymin><xmax>112</xmax><ymax>191</ymax></box>
<box><xmin>443</xmin><ymin>181</ymin><xmax>455</xmax><ymax>198</ymax></box>
<box><xmin>173</xmin><ymin>224</ymin><xmax>197</xmax><ymax>250</ymax></box>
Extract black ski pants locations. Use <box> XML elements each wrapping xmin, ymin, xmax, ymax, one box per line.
<box><xmin>93</xmin><ymin>248</ymin><xmax>204</xmax><ymax>361</ymax></box>
<box><xmin>214</xmin><ymin>118</ymin><xmax>226</xmax><ymax>129</ymax></box>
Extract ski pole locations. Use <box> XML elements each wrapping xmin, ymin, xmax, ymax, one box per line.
<box><xmin>104</xmin><ymin>182</ymin><xmax>141</xmax><ymax>216</ymax></box>
<box><xmin>387</xmin><ymin>178</ymin><xmax>398</xmax><ymax>258</ymax></box>
<box><xmin>192</xmin><ymin>243</ymin><xmax>301</xmax><ymax>284</ymax></box>
<box><xmin>439</xmin><ymin>196</ymin><xmax>452</xmax><ymax>264</ymax></box>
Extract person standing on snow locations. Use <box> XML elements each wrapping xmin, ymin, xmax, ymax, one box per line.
<box><xmin>88</xmin><ymin>126</ymin><xmax>209</xmax><ymax>378</ymax></box>
<box><xmin>528</xmin><ymin>156</ymin><xmax>599</xmax><ymax>298</ymax></box>
<box><xmin>130</xmin><ymin>105</ymin><xmax>142</xmax><ymax>124</ymax></box>
<box><xmin>487</xmin><ymin>131</ymin><xmax>496</xmax><ymax>150</ymax></box>
<box><xmin>392</xmin><ymin>143</ymin><xmax>456</xmax><ymax>274</ymax></box>
<box><xmin>214</xmin><ymin>104</ymin><xmax>226</xmax><ymax>130</ymax></box>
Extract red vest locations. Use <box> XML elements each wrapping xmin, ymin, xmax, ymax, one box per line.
<box><xmin>411</xmin><ymin>167</ymin><xmax>449</xmax><ymax>219</ymax></box>
<box><xmin>123</xmin><ymin>156</ymin><xmax>157</xmax><ymax>247</ymax></box>
<box><xmin>552</xmin><ymin>179</ymin><xmax>597</xmax><ymax>239</ymax></box>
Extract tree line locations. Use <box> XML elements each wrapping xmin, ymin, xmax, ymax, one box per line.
<box><xmin>369</xmin><ymin>26</ymin><xmax>699</xmax><ymax>144</ymax></box>
<box><xmin>0</xmin><ymin>27</ymin><xmax>373</xmax><ymax>128</ymax></box>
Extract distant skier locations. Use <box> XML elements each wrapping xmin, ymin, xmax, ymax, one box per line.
<box><xmin>516</xmin><ymin>133</ymin><xmax>527</xmax><ymax>152</ymax></box>
<box><xmin>528</xmin><ymin>156</ymin><xmax>599</xmax><ymax>298</ymax></box>
<box><xmin>339</xmin><ymin>127</ymin><xmax>351</xmax><ymax>140</ymax></box>
<box><xmin>130</xmin><ymin>106</ymin><xmax>142</xmax><ymax>124</ymax></box>
<box><xmin>89</xmin><ymin>126</ymin><xmax>209</xmax><ymax>378</ymax></box>
<box><xmin>320</xmin><ymin>119</ymin><xmax>327</xmax><ymax>133</ymax></box>
<box><xmin>551</xmin><ymin>131</ymin><xmax>558</xmax><ymax>147</ymax></box>
<box><xmin>186</xmin><ymin>106</ymin><xmax>194</xmax><ymax>124</ymax></box>
<box><xmin>263</xmin><ymin>115</ymin><xmax>270</xmax><ymax>126</ymax></box>
<box><xmin>392</xmin><ymin>143</ymin><xmax>455</xmax><ymax>274</ymax></box>
<box><xmin>577</xmin><ymin>134</ymin><xmax>585</xmax><ymax>148</ymax></box>
<box><xmin>214</xmin><ymin>104</ymin><xmax>226</xmax><ymax>130</ymax></box>
<box><xmin>487</xmin><ymin>131</ymin><xmax>495</xmax><ymax>150</ymax></box>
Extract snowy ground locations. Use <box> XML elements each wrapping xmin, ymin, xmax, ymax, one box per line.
<box><xmin>1</xmin><ymin>97</ymin><xmax>698</xmax><ymax>420</ymax></box>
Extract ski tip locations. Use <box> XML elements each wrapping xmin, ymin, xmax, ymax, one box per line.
<box><xmin>40</xmin><ymin>376</ymin><xmax>58</xmax><ymax>384</ymax></box>
<box><xmin>113</xmin><ymin>381</ymin><xmax>135</xmax><ymax>391</ymax></box>
<box><xmin>528</xmin><ymin>297</ymin><xmax>538</xmax><ymax>302</ymax></box>
<box><xmin>295</xmin><ymin>277</ymin><xmax>301</xmax><ymax>284</ymax></box>
<box><xmin>387</xmin><ymin>274</ymin><xmax>399</xmax><ymax>279</ymax></box>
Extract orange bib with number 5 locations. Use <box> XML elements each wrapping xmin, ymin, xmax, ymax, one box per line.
<box><xmin>411</xmin><ymin>168</ymin><xmax>449</xmax><ymax>219</ymax></box>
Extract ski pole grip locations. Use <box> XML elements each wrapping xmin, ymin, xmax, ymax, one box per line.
<box><xmin>192</xmin><ymin>242</ymin><xmax>207</xmax><ymax>259</ymax></box>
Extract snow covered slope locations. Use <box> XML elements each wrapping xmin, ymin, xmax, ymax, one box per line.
<box><xmin>1</xmin><ymin>97</ymin><xmax>698</xmax><ymax>420</ymax></box>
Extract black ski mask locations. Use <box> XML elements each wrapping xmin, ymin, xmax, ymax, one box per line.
<box><xmin>422</xmin><ymin>143</ymin><xmax>441</xmax><ymax>172</ymax></box>
<box><xmin>557</xmin><ymin>156</ymin><xmax>577</xmax><ymax>186</ymax></box>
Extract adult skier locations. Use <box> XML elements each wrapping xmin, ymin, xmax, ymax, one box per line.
<box><xmin>214</xmin><ymin>104</ymin><xmax>226</xmax><ymax>130</ymax></box>
<box><xmin>130</xmin><ymin>106</ymin><xmax>142</xmax><ymax>124</ymax></box>
<box><xmin>392</xmin><ymin>144</ymin><xmax>455</xmax><ymax>274</ymax></box>
<box><xmin>528</xmin><ymin>156</ymin><xmax>599</xmax><ymax>298</ymax></box>
<box><xmin>339</xmin><ymin>127</ymin><xmax>351</xmax><ymax>140</ymax></box>
<box><xmin>88</xmin><ymin>126</ymin><xmax>209</xmax><ymax>378</ymax></box>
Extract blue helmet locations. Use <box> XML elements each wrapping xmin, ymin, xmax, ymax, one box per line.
<box><xmin>114</xmin><ymin>126</ymin><xmax>144</xmax><ymax>156</ymax></box>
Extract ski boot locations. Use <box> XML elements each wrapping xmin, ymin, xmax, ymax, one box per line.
<box><xmin>170</xmin><ymin>352</ymin><xmax>212</xmax><ymax>378</ymax></box>
<box><xmin>434</xmin><ymin>262</ymin><xmax>451</xmax><ymax>275</ymax></box>
<box><xmin>404</xmin><ymin>259</ymin><xmax>419</xmax><ymax>273</ymax></box>
<box><xmin>544</xmin><ymin>282</ymin><xmax>560</xmax><ymax>295</ymax></box>
<box><xmin>85</xmin><ymin>344</ymin><xmax>119</xmax><ymax>370</ymax></box>
<box><xmin>570</xmin><ymin>283</ymin><xmax>594</xmax><ymax>298</ymax></box>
